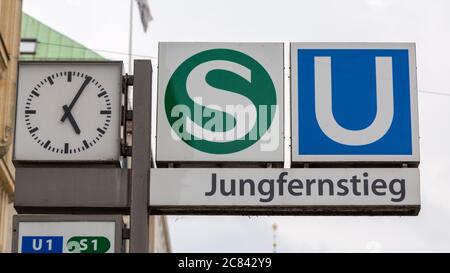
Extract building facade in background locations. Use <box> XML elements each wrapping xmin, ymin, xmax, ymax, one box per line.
<box><xmin>0</xmin><ymin>0</ymin><xmax>22</xmax><ymax>253</ymax></box>
<box><xmin>20</xmin><ymin>13</ymin><xmax>105</xmax><ymax>61</ymax></box>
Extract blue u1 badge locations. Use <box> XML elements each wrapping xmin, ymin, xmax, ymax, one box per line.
<box><xmin>290</xmin><ymin>43</ymin><xmax>419</xmax><ymax>164</ymax></box>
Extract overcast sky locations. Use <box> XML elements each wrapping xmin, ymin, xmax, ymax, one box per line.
<box><xmin>23</xmin><ymin>0</ymin><xmax>450</xmax><ymax>252</ymax></box>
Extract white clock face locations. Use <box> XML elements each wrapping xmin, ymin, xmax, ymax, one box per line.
<box><xmin>15</xmin><ymin>63</ymin><xmax>122</xmax><ymax>162</ymax></box>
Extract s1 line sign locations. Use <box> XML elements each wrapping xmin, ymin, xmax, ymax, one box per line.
<box><xmin>149</xmin><ymin>168</ymin><xmax>420</xmax><ymax>215</ymax></box>
<box><xmin>156</xmin><ymin>42</ymin><xmax>284</xmax><ymax>165</ymax></box>
<box><xmin>291</xmin><ymin>43</ymin><xmax>420</xmax><ymax>165</ymax></box>
<box><xmin>12</xmin><ymin>215</ymin><xmax>123</xmax><ymax>253</ymax></box>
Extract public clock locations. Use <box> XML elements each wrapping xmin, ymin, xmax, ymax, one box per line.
<box><xmin>14</xmin><ymin>62</ymin><xmax>123</xmax><ymax>162</ymax></box>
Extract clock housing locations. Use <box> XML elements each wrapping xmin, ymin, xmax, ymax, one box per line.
<box><xmin>14</xmin><ymin>62</ymin><xmax>123</xmax><ymax>163</ymax></box>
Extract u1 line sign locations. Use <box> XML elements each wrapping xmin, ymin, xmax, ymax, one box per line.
<box><xmin>12</xmin><ymin>215</ymin><xmax>123</xmax><ymax>253</ymax></box>
<box><xmin>149</xmin><ymin>168</ymin><xmax>420</xmax><ymax>215</ymax></box>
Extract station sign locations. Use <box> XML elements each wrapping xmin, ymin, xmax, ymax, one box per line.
<box><xmin>156</xmin><ymin>42</ymin><xmax>284</xmax><ymax>165</ymax></box>
<box><xmin>290</xmin><ymin>43</ymin><xmax>420</xmax><ymax>165</ymax></box>
<box><xmin>12</xmin><ymin>215</ymin><xmax>124</xmax><ymax>253</ymax></box>
<box><xmin>149</xmin><ymin>168</ymin><xmax>420</xmax><ymax>215</ymax></box>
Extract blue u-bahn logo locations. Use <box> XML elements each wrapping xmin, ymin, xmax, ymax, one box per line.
<box><xmin>21</xmin><ymin>236</ymin><xmax>63</xmax><ymax>253</ymax></box>
<box><xmin>297</xmin><ymin>49</ymin><xmax>413</xmax><ymax>155</ymax></box>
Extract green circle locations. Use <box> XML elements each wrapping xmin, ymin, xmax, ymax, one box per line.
<box><xmin>165</xmin><ymin>48</ymin><xmax>277</xmax><ymax>154</ymax></box>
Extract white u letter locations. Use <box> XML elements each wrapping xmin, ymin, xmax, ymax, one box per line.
<box><xmin>314</xmin><ymin>56</ymin><xmax>394</xmax><ymax>146</ymax></box>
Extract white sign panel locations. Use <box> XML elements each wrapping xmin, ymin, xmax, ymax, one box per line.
<box><xmin>14</xmin><ymin>216</ymin><xmax>121</xmax><ymax>253</ymax></box>
<box><xmin>156</xmin><ymin>42</ymin><xmax>284</xmax><ymax>164</ymax></box>
<box><xmin>14</xmin><ymin>62</ymin><xmax>122</xmax><ymax>162</ymax></box>
<box><xmin>290</xmin><ymin>43</ymin><xmax>420</xmax><ymax>164</ymax></box>
<box><xmin>150</xmin><ymin>168</ymin><xmax>420</xmax><ymax>215</ymax></box>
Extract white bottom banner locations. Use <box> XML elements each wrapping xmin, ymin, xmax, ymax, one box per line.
<box><xmin>149</xmin><ymin>168</ymin><xmax>420</xmax><ymax>215</ymax></box>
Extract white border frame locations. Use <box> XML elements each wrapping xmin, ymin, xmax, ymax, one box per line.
<box><xmin>155</xmin><ymin>42</ymin><xmax>285</xmax><ymax>165</ymax></box>
<box><xmin>290</xmin><ymin>43</ymin><xmax>420</xmax><ymax>164</ymax></box>
<box><xmin>12</xmin><ymin>215</ymin><xmax>124</xmax><ymax>253</ymax></box>
<box><xmin>13</xmin><ymin>61</ymin><xmax>123</xmax><ymax>163</ymax></box>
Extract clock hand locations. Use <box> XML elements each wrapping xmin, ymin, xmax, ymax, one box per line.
<box><xmin>60</xmin><ymin>76</ymin><xmax>92</xmax><ymax>122</ymax></box>
<box><xmin>62</xmin><ymin>105</ymin><xmax>81</xmax><ymax>134</ymax></box>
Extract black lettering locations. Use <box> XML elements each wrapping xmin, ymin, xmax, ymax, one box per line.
<box><xmin>337</xmin><ymin>179</ymin><xmax>349</xmax><ymax>195</ymax></box>
<box><xmin>306</xmin><ymin>179</ymin><xmax>316</xmax><ymax>195</ymax></box>
<box><xmin>288</xmin><ymin>179</ymin><xmax>303</xmax><ymax>196</ymax></box>
<box><xmin>277</xmin><ymin>172</ymin><xmax>288</xmax><ymax>195</ymax></box>
<box><xmin>389</xmin><ymin>179</ymin><xmax>406</xmax><ymax>202</ymax></box>
<box><xmin>205</xmin><ymin>173</ymin><xmax>217</xmax><ymax>196</ymax></box>
<box><xmin>318</xmin><ymin>179</ymin><xmax>334</xmax><ymax>196</ymax></box>
<box><xmin>350</xmin><ymin>175</ymin><xmax>361</xmax><ymax>196</ymax></box>
<box><xmin>220</xmin><ymin>179</ymin><xmax>236</xmax><ymax>196</ymax></box>
<box><xmin>239</xmin><ymin>179</ymin><xmax>255</xmax><ymax>196</ymax></box>
<box><xmin>258</xmin><ymin>179</ymin><xmax>274</xmax><ymax>202</ymax></box>
<box><xmin>372</xmin><ymin>179</ymin><xmax>387</xmax><ymax>196</ymax></box>
<box><xmin>363</xmin><ymin>172</ymin><xmax>369</xmax><ymax>195</ymax></box>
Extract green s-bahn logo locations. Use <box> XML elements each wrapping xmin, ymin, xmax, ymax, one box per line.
<box><xmin>165</xmin><ymin>48</ymin><xmax>277</xmax><ymax>154</ymax></box>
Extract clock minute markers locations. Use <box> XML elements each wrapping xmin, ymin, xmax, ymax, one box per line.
<box><xmin>26</xmin><ymin>71</ymin><xmax>113</xmax><ymax>155</ymax></box>
<box><xmin>43</xmin><ymin>140</ymin><xmax>51</xmax><ymax>149</ymax></box>
<box><xmin>29</xmin><ymin>127</ymin><xmax>38</xmax><ymax>134</ymax></box>
<box><xmin>60</xmin><ymin>76</ymin><xmax>92</xmax><ymax>122</ymax></box>
<box><xmin>83</xmin><ymin>140</ymin><xmax>90</xmax><ymax>149</ymax></box>
<box><xmin>59</xmin><ymin>75</ymin><xmax>92</xmax><ymax>135</ymax></box>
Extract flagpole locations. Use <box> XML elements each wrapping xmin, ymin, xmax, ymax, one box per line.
<box><xmin>128</xmin><ymin>0</ymin><xmax>133</xmax><ymax>74</ymax></box>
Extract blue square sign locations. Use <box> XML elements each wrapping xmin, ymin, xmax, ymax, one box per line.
<box><xmin>291</xmin><ymin>43</ymin><xmax>419</xmax><ymax>163</ymax></box>
<box><xmin>21</xmin><ymin>236</ymin><xmax>64</xmax><ymax>253</ymax></box>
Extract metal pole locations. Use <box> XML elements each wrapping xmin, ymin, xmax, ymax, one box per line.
<box><xmin>272</xmin><ymin>223</ymin><xmax>277</xmax><ymax>253</ymax></box>
<box><xmin>128</xmin><ymin>0</ymin><xmax>133</xmax><ymax>74</ymax></box>
<box><xmin>129</xmin><ymin>60</ymin><xmax>152</xmax><ymax>252</ymax></box>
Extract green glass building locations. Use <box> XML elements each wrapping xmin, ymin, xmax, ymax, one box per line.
<box><xmin>20</xmin><ymin>13</ymin><xmax>105</xmax><ymax>61</ymax></box>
